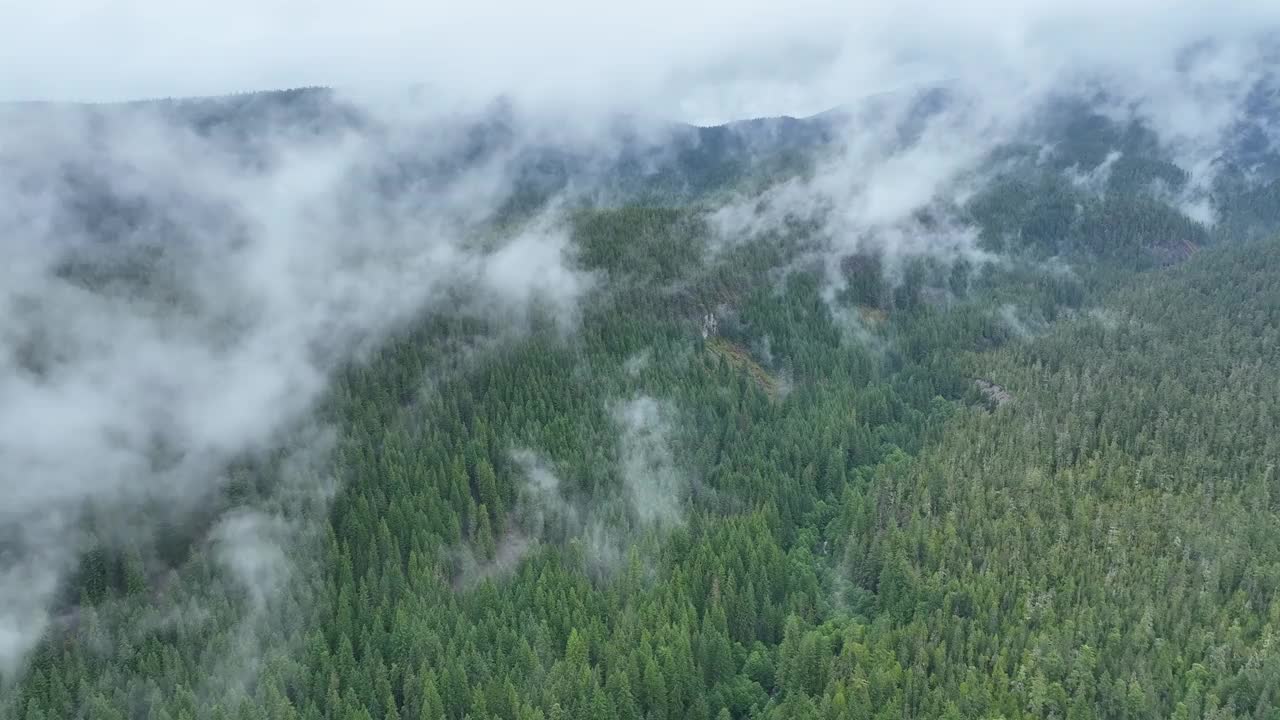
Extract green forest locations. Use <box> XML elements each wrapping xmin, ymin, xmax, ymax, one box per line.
<box><xmin>6</xmin><ymin>96</ymin><xmax>1280</xmax><ymax>720</ymax></box>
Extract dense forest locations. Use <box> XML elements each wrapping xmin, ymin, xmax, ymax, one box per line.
<box><xmin>5</xmin><ymin>89</ymin><xmax>1280</xmax><ymax>720</ymax></box>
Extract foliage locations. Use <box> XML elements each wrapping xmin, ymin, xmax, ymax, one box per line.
<box><xmin>9</xmin><ymin>102</ymin><xmax>1280</xmax><ymax>720</ymax></box>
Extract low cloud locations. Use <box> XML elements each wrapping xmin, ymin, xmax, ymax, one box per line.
<box><xmin>460</xmin><ymin>395</ymin><xmax>689</xmax><ymax>583</ymax></box>
<box><xmin>0</xmin><ymin>97</ymin><xmax>596</xmax><ymax>679</ymax></box>
<box><xmin>3</xmin><ymin>1</ymin><xmax>1279</xmax><ymax>691</ymax></box>
<box><xmin>613</xmin><ymin>395</ymin><xmax>687</xmax><ymax>529</ymax></box>
<box><xmin>709</xmin><ymin>31</ymin><xmax>1278</xmax><ymax>306</ymax></box>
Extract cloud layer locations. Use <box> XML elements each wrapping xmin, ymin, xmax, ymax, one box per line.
<box><xmin>2</xmin><ymin>0</ymin><xmax>1279</xmax><ymax>689</ymax></box>
<box><xmin>3</xmin><ymin>3</ymin><xmax>1278</xmax><ymax>123</ymax></box>
<box><xmin>0</xmin><ymin>99</ymin><xmax>595</xmax><ymax>678</ymax></box>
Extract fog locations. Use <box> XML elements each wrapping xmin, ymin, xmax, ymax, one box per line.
<box><xmin>0</xmin><ymin>98</ymin><xmax>596</xmax><ymax>678</ymax></box>
<box><xmin>3</xmin><ymin>0</ymin><xmax>1280</xmax><ymax>691</ymax></box>
<box><xmin>707</xmin><ymin>31</ymin><xmax>1279</xmax><ymax>305</ymax></box>
<box><xmin>3</xmin><ymin>3</ymin><xmax>1277</xmax><ymax>124</ymax></box>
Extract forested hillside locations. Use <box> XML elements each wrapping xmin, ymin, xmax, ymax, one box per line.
<box><xmin>9</xmin><ymin>150</ymin><xmax>1280</xmax><ymax>720</ymax></box>
<box><xmin>5</xmin><ymin>79</ymin><xmax>1280</xmax><ymax>720</ymax></box>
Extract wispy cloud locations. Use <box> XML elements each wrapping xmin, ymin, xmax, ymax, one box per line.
<box><xmin>0</xmin><ymin>98</ymin><xmax>596</xmax><ymax>678</ymax></box>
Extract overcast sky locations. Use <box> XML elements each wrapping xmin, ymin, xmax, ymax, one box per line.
<box><xmin>2</xmin><ymin>2</ymin><xmax>1279</xmax><ymax>124</ymax></box>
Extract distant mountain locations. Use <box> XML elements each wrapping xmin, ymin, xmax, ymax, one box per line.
<box><xmin>9</xmin><ymin>77</ymin><xmax>1280</xmax><ymax>256</ymax></box>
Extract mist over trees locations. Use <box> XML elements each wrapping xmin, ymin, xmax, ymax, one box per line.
<box><xmin>5</xmin><ymin>26</ymin><xmax>1280</xmax><ymax>720</ymax></box>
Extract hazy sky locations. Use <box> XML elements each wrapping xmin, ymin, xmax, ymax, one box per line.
<box><xmin>4</xmin><ymin>2</ymin><xmax>1278</xmax><ymax>123</ymax></box>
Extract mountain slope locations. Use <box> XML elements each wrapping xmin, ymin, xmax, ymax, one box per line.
<box><xmin>6</xmin><ymin>85</ymin><xmax>1280</xmax><ymax>720</ymax></box>
<box><xmin>836</xmin><ymin>236</ymin><xmax>1280</xmax><ymax>719</ymax></box>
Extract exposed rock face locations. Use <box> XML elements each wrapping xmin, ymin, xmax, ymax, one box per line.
<box><xmin>975</xmin><ymin>379</ymin><xmax>1013</xmax><ymax>408</ymax></box>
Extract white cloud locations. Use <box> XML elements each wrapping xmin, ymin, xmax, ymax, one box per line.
<box><xmin>0</xmin><ymin>99</ymin><xmax>596</xmax><ymax>677</ymax></box>
<box><xmin>1</xmin><ymin>0</ymin><xmax>1278</xmax><ymax>686</ymax></box>
<box><xmin>1</xmin><ymin>3</ymin><xmax>1276</xmax><ymax>124</ymax></box>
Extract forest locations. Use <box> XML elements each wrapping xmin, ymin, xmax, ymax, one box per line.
<box><xmin>4</xmin><ymin>89</ymin><xmax>1280</xmax><ymax>720</ymax></box>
